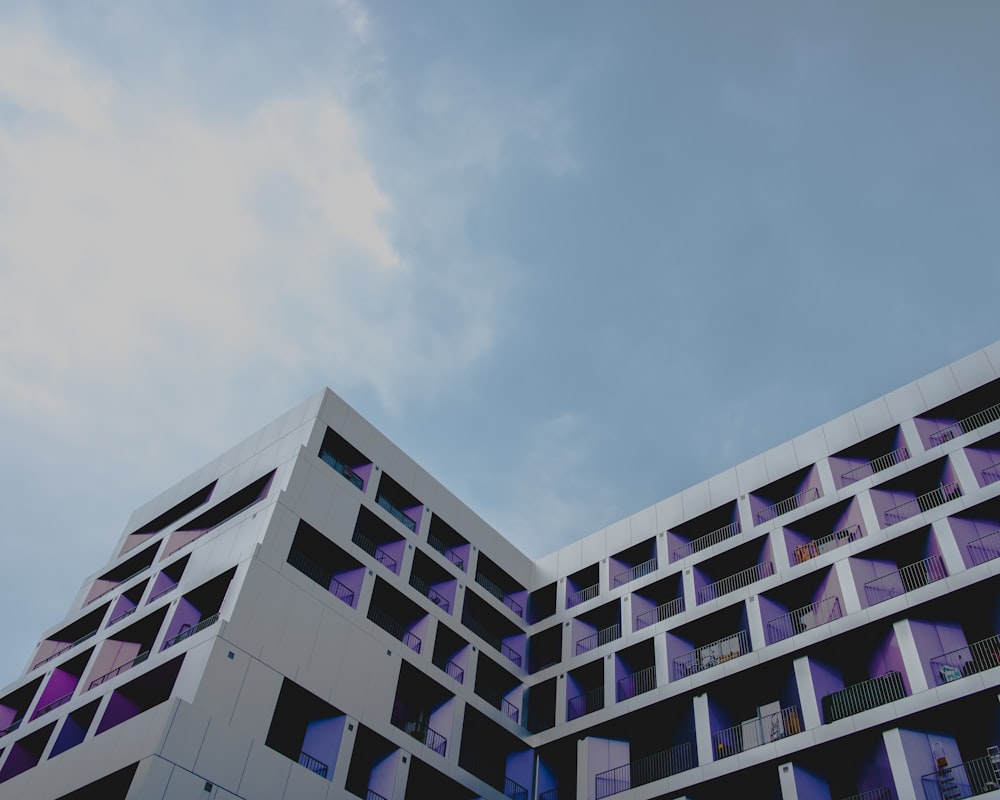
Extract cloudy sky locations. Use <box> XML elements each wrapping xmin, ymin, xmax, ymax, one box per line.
<box><xmin>2</xmin><ymin>1</ymin><xmax>999</xmax><ymax>683</ymax></box>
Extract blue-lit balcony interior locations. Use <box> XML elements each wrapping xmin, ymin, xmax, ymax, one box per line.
<box><xmin>572</xmin><ymin>599</ymin><xmax>622</xmax><ymax>656</ymax></box>
<box><xmin>783</xmin><ymin>497</ymin><xmax>866</xmax><ymax>567</ymax></box>
<box><xmin>869</xmin><ymin>457</ymin><xmax>963</xmax><ymax>529</ymax></box>
<box><xmin>163</xmin><ymin>470</ymin><xmax>275</xmax><ymax>557</ymax></box>
<box><xmin>830</xmin><ymin>425</ymin><xmax>910</xmax><ymax>490</ymax></box>
<box><xmin>108</xmin><ymin>580</ymin><xmax>148</xmax><ymax>626</ymax></box>
<box><xmin>750</xmin><ymin>466</ymin><xmax>823</xmax><ymax>527</ymax></box>
<box><xmin>948</xmin><ymin>496</ymin><xmax>1000</xmax><ymax>569</ymax></box>
<box><xmin>609</xmin><ymin>538</ymin><xmax>657</xmax><ymax>589</ymax></box>
<box><xmin>352</xmin><ymin>507</ymin><xmax>406</xmax><ymax>576</ymax></box>
<box><xmin>708</xmin><ymin>659</ymin><xmax>802</xmax><ymax>760</ymax></box>
<box><xmin>403</xmin><ymin>757</ymin><xmax>479</xmax><ymax>800</ymax></box>
<box><xmin>29</xmin><ymin>604</ymin><xmax>108</xmax><ymax>672</ymax></box>
<box><xmin>145</xmin><ymin>554</ymin><xmax>190</xmax><ymax>605</ymax></box>
<box><xmin>83</xmin><ymin>541</ymin><xmax>160</xmax><ymax>606</ymax></box>
<box><xmin>345</xmin><ymin>724</ymin><xmax>402</xmax><ymax>800</ymax></box>
<box><xmin>318</xmin><ymin>427</ymin><xmax>373</xmax><ymax>492</ymax></box>
<box><xmin>473</xmin><ymin>652</ymin><xmax>523</xmax><ymax>726</ymax></box>
<box><xmin>460</xmin><ymin>592</ymin><xmax>525</xmax><ymax>670</ymax></box>
<box><xmin>667</xmin><ymin>604</ymin><xmax>750</xmax><ymax>682</ymax></box>
<box><xmin>528</xmin><ymin>581</ymin><xmax>557</xmax><ymax>624</ymax></box>
<box><xmin>805</xmin><ymin>621</ymin><xmax>909</xmax><ymax>724</ymax></box>
<box><xmin>391</xmin><ymin>662</ymin><xmax>455</xmax><ymax>757</ymax></box>
<box><xmin>409</xmin><ymin>549</ymin><xmax>456</xmax><ymax>614</ymax></box>
<box><xmin>914</xmin><ymin>377</ymin><xmax>1000</xmax><ymax>450</ymax></box>
<box><xmin>457</xmin><ymin>705</ymin><xmax>533</xmax><ymax>800</ymax></box>
<box><xmin>0</xmin><ymin>720</ymin><xmax>56</xmax><ymax>784</ymax></box>
<box><xmin>790</xmin><ymin>729</ymin><xmax>895</xmax><ymax>800</ymax></box>
<box><xmin>426</xmin><ymin>514</ymin><xmax>470</xmax><ymax>573</ymax></box>
<box><xmin>431</xmin><ymin>624</ymin><xmax>470</xmax><ymax>686</ymax></box>
<box><xmin>374</xmin><ymin>472</ymin><xmax>423</xmax><ymax>534</ymax></box>
<box><xmin>526</xmin><ymin>677</ymin><xmax>557</xmax><ymax>735</ymax></box>
<box><xmin>760</xmin><ymin>567</ymin><xmax>844</xmax><ymax>647</ymax></box>
<box><xmin>527</xmin><ymin>623</ymin><xmax>562</xmax><ymax>674</ymax></box>
<box><xmin>693</xmin><ymin>536</ymin><xmax>775</xmax><ymax>606</ymax></box>
<box><xmin>161</xmin><ymin>568</ymin><xmax>235</xmax><ymax>650</ymax></box>
<box><xmin>920</xmin><ymin>580</ymin><xmax>1000</xmax><ymax>687</ymax></box>
<box><xmin>287</xmin><ymin>520</ymin><xmax>364</xmax><ymax>608</ymax></box>
<box><xmin>474</xmin><ymin>554</ymin><xmax>527</xmax><ymax>619</ymax></box>
<box><xmin>667</xmin><ymin>500</ymin><xmax>741</xmax><ymax>562</ymax></box>
<box><xmin>585</xmin><ymin>699</ymin><xmax>697</xmax><ymax>799</ymax></box>
<box><xmin>367</xmin><ymin>578</ymin><xmax>429</xmax><ymax>655</ymax></box>
<box><xmin>566</xmin><ymin>563</ymin><xmax>600</xmax><ymax>609</ymax></box>
<box><xmin>0</xmin><ymin>678</ymin><xmax>42</xmax><ymax>742</ymax></box>
<box><xmin>266</xmin><ymin>678</ymin><xmax>347</xmax><ymax>782</ymax></box>
<box><xmin>567</xmin><ymin>658</ymin><xmax>604</xmax><ymax>721</ymax></box>
<box><xmin>85</xmin><ymin>607</ymin><xmax>166</xmax><ymax>692</ymax></box>
<box><xmin>631</xmin><ymin>572</ymin><xmax>684</xmax><ymax>632</ymax></box>
<box><xmin>535</xmin><ymin>737</ymin><xmax>576</xmax><ymax>800</ymax></box>
<box><xmin>29</xmin><ymin>648</ymin><xmax>92</xmax><ymax>723</ymax></box>
<box><xmin>48</xmin><ymin>699</ymin><xmax>101</xmax><ymax>759</ymax></box>
<box><xmin>849</xmin><ymin>526</ymin><xmax>948</xmax><ymax>608</ymax></box>
<box><xmin>963</xmin><ymin>431</ymin><xmax>1000</xmax><ymax>489</ymax></box>
<box><xmin>614</xmin><ymin>640</ymin><xmax>656</xmax><ymax>703</ymax></box>
<box><xmin>116</xmin><ymin>481</ymin><xmax>215</xmax><ymax>557</ymax></box>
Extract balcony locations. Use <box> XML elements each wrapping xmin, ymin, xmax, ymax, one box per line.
<box><xmin>594</xmin><ymin>742</ymin><xmax>695</xmax><ymax>799</ymax></box>
<box><xmin>712</xmin><ymin>705</ymin><xmax>802</xmax><ymax>759</ymax></box>
<box><xmin>756</xmin><ymin>487</ymin><xmax>820</xmax><ymax>524</ymax></box>
<box><xmin>672</xmin><ymin>630</ymin><xmax>750</xmax><ymax>680</ymax></box>
<box><xmin>634</xmin><ymin>597</ymin><xmax>685</xmax><ymax>631</ymax></box>
<box><xmin>884</xmin><ymin>483</ymin><xmax>963</xmax><ymax>525</ymax></box>
<box><xmin>367</xmin><ymin>605</ymin><xmax>422</xmax><ymax>654</ymax></box>
<box><xmin>672</xmin><ymin>521</ymin><xmax>741</xmax><ymax>561</ymax></box>
<box><xmin>765</xmin><ymin>596</ymin><xmax>842</xmax><ymax>644</ymax></box>
<box><xmin>921</xmin><ymin>753</ymin><xmax>1000</xmax><ymax>800</ymax></box>
<box><xmin>504</xmin><ymin>776</ymin><xmax>529</xmax><ymax>800</ymax></box>
<box><xmin>841</xmin><ymin>447</ymin><xmax>911</xmax><ymax>484</ymax></box>
<box><xmin>288</xmin><ymin>550</ymin><xmax>356</xmax><ymax>606</ymax></box>
<box><xmin>839</xmin><ymin>789</ymin><xmax>894</xmax><ymax>800</ymax></box>
<box><xmin>696</xmin><ymin>561</ymin><xmax>775</xmax><ymax>604</ymax></box>
<box><xmin>475</xmin><ymin>572</ymin><xmax>524</xmax><ymax>617</ymax></box>
<box><xmin>428</xmin><ymin>532</ymin><xmax>465</xmax><ymax>569</ymax></box>
<box><xmin>567</xmin><ymin>583</ymin><xmax>600</xmax><ymax>608</ymax></box>
<box><xmin>298</xmin><ymin>750</ymin><xmax>329</xmax><ymax>778</ymax></box>
<box><xmin>377</xmin><ymin>495</ymin><xmax>417</xmax><ymax>532</ymax></box>
<box><xmin>576</xmin><ymin>624</ymin><xmax>621</xmax><ymax>655</ymax></box>
<box><xmin>352</xmin><ymin>530</ymin><xmax>399</xmax><ymax>574</ymax></box>
<box><xmin>88</xmin><ymin>651</ymin><xmax>150</xmax><ymax>690</ymax></box>
<box><xmin>612</xmin><ymin>558</ymin><xmax>657</xmax><ymax>588</ymax></box>
<box><xmin>409</xmin><ymin>575</ymin><xmax>450</xmax><ymax>612</ymax></box>
<box><xmin>930</xmin><ymin>634</ymin><xmax>1000</xmax><ymax>684</ymax></box>
<box><xmin>402</xmin><ymin>720</ymin><xmax>447</xmax><ymax>755</ymax></box>
<box><xmin>793</xmin><ymin>525</ymin><xmax>861</xmax><ymax>564</ymax></box>
<box><xmin>616</xmin><ymin>665</ymin><xmax>656</xmax><ymax>702</ymax></box>
<box><xmin>319</xmin><ymin>451</ymin><xmax>364</xmax><ymax>490</ymax></box>
<box><xmin>928</xmin><ymin>401</ymin><xmax>1000</xmax><ymax>447</ymax></box>
<box><xmin>567</xmin><ymin>686</ymin><xmax>604</xmax><ymax>720</ymax></box>
<box><xmin>982</xmin><ymin>461</ymin><xmax>1000</xmax><ymax>486</ymax></box>
<box><xmin>967</xmin><ymin>529</ymin><xmax>1000</xmax><ymax>566</ymax></box>
<box><xmin>863</xmin><ymin>555</ymin><xmax>947</xmax><ymax>606</ymax></box>
<box><xmin>820</xmin><ymin>671</ymin><xmax>905</xmax><ymax>723</ymax></box>
<box><xmin>163</xmin><ymin>613</ymin><xmax>220</xmax><ymax>649</ymax></box>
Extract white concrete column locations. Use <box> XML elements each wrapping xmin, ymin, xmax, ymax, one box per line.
<box><xmin>693</xmin><ymin>693</ymin><xmax>714</xmax><ymax>768</ymax></box>
<box><xmin>882</xmin><ymin>728</ymin><xmax>920</xmax><ymax>800</ymax></box>
<box><xmin>654</xmin><ymin>632</ymin><xmax>670</xmax><ymax>690</ymax></box>
<box><xmin>856</xmin><ymin>490</ymin><xmax>883</xmax><ymax>544</ymax></box>
<box><xmin>330</xmin><ymin>716</ymin><xmax>359</xmax><ymax>793</ymax></box>
<box><xmin>892</xmin><ymin>620</ymin><xmax>929</xmax><ymax>694</ymax></box>
<box><xmin>778</xmin><ymin>761</ymin><xmax>833</xmax><ymax>800</ymax></box>
<box><xmin>949</xmin><ymin>446</ymin><xmax>980</xmax><ymax>495</ymax></box>
<box><xmin>833</xmin><ymin>559</ymin><xmax>862</xmax><ymax>615</ymax></box>
<box><xmin>899</xmin><ymin>418</ymin><xmax>925</xmax><ymax>457</ymax></box>
<box><xmin>931</xmin><ymin>518</ymin><xmax>968</xmax><ymax>577</ymax></box>
<box><xmin>747</xmin><ymin>596</ymin><xmax>766</xmax><ymax>653</ymax></box>
<box><xmin>681</xmin><ymin>567</ymin><xmax>697</xmax><ymax>617</ymax></box>
<box><xmin>792</xmin><ymin>656</ymin><xmax>822</xmax><ymax>731</ymax></box>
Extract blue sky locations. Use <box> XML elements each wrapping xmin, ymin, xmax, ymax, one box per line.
<box><xmin>1</xmin><ymin>1</ymin><xmax>999</xmax><ymax>683</ymax></box>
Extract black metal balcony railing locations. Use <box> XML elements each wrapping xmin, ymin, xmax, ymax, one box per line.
<box><xmin>567</xmin><ymin>686</ymin><xmax>604</xmax><ymax>720</ymax></box>
<box><xmin>921</xmin><ymin>753</ymin><xmax>1000</xmax><ymax>800</ymax></box>
<box><xmin>409</xmin><ymin>575</ymin><xmax>450</xmax><ymax>612</ymax></box>
<box><xmin>793</xmin><ymin>525</ymin><xmax>862</xmax><ymax>564</ymax></box>
<box><xmin>87</xmin><ymin>566</ymin><xmax>151</xmax><ymax>605</ymax></box>
<box><xmin>376</xmin><ymin>495</ymin><xmax>417</xmax><ymax>532</ymax></box>
<box><xmin>89</xmin><ymin>651</ymin><xmax>150</xmax><ymax>690</ymax></box>
<box><xmin>712</xmin><ymin>706</ymin><xmax>803</xmax><ymax>759</ymax></box>
<box><xmin>435</xmin><ymin>657</ymin><xmax>464</xmax><ymax>683</ymax></box>
<box><xmin>475</xmin><ymin>572</ymin><xmax>524</xmax><ymax>617</ymax></box>
<box><xmin>821</xmin><ymin>671</ymin><xmax>906</xmax><ymax>723</ymax></box>
<box><xmin>32</xmin><ymin>690</ymin><xmax>76</xmax><ymax>720</ymax></box>
<box><xmin>427</xmin><ymin>533</ymin><xmax>465</xmax><ymax>569</ymax></box>
<box><xmin>968</xmin><ymin>529</ymin><xmax>1000</xmax><ymax>566</ymax></box>
<box><xmin>616</xmin><ymin>664</ymin><xmax>656</xmax><ymax>702</ymax></box>
<box><xmin>930</xmin><ymin>634</ymin><xmax>1000</xmax><ymax>684</ymax></box>
<box><xmin>501</xmin><ymin>642</ymin><xmax>523</xmax><ymax>668</ymax></box>
<box><xmin>863</xmin><ymin>555</ymin><xmax>947</xmax><ymax>606</ymax></box>
<box><xmin>884</xmin><ymin>483</ymin><xmax>963</xmax><ymax>525</ymax></box>
<box><xmin>297</xmin><ymin>750</ymin><xmax>329</xmax><ymax>778</ymax></box>
<box><xmin>634</xmin><ymin>597</ymin><xmax>685</xmax><ymax>630</ymax></box>
<box><xmin>841</xmin><ymin>447</ymin><xmax>911</xmax><ymax>484</ymax></box>
<box><xmin>567</xmin><ymin>583</ymin><xmax>600</xmax><ymax>608</ymax></box>
<box><xmin>672</xmin><ymin>630</ymin><xmax>750</xmax><ymax>680</ymax></box>
<box><xmin>147</xmin><ymin>583</ymin><xmax>177</xmax><ymax>603</ymax></box>
<box><xmin>594</xmin><ymin>742</ymin><xmax>695</xmax><ymax>799</ymax></box>
<box><xmin>576</xmin><ymin>624</ymin><xmax>622</xmax><ymax>655</ymax></box>
<box><xmin>539</xmin><ymin>787</ymin><xmax>560</xmax><ymax>800</ymax></box>
<box><xmin>696</xmin><ymin>561</ymin><xmax>775</xmax><ymax>604</ymax></box>
<box><xmin>672</xmin><ymin>521</ymin><xmax>741</xmax><ymax>560</ymax></box>
<box><xmin>367</xmin><ymin>605</ymin><xmax>422</xmax><ymax>653</ymax></box>
<box><xmin>982</xmin><ymin>461</ymin><xmax>1000</xmax><ymax>486</ymax></box>
<box><xmin>504</xmin><ymin>776</ymin><xmax>529</xmax><ymax>800</ymax></box>
<box><xmin>612</xmin><ymin>558</ymin><xmax>658</xmax><ymax>588</ymax></box>
<box><xmin>287</xmin><ymin>550</ymin><xmax>356</xmax><ymax>606</ymax></box>
<box><xmin>319</xmin><ymin>450</ymin><xmax>365</xmax><ymax>490</ymax></box>
<box><xmin>34</xmin><ymin>630</ymin><xmax>99</xmax><ymax>669</ymax></box>
<box><xmin>766</xmin><ymin>596</ymin><xmax>843</xmax><ymax>644</ymax></box>
<box><xmin>0</xmin><ymin>717</ymin><xmax>24</xmax><ymax>739</ymax></box>
<box><xmin>501</xmin><ymin>697</ymin><xmax>520</xmax><ymax>724</ymax></box>
<box><xmin>403</xmin><ymin>720</ymin><xmax>447</xmax><ymax>755</ymax></box>
<box><xmin>351</xmin><ymin>531</ymin><xmax>399</xmax><ymax>574</ymax></box>
<box><xmin>838</xmin><ymin>788</ymin><xmax>894</xmax><ymax>800</ymax></box>
<box><xmin>163</xmin><ymin>613</ymin><xmax>220</xmax><ymax>649</ymax></box>
<box><xmin>756</xmin><ymin>487</ymin><xmax>820</xmax><ymax>524</ymax></box>
<box><xmin>366</xmin><ymin>791</ymin><xmax>389</xmax><ymax>800</ymax></box>
<box><xmin>108</xmin><ymin>606</ymin><xmax>139</xmax><ymax>626</ymax></box>
<box><xmin>928</xmin><ymin>401</ymin><xmax>1000</xmax><ymax>447</ymax></box>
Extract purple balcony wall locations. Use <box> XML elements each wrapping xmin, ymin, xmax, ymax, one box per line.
<box><xmin>0</xmin><ymin>737</ymin><xmax>43</xmax><ymax>783</ymax></box>
<box><xmin>405</xmin><ymin>616</ymin><xmax>432</xmax><ymax>650</ymax></box>
<box><xmin>965</xmin><ymin>444</ymin><xmax>1000</xmax><ymax>487</ymax></box>
<box><xmin>910</xmin><ymin>619</ymin><xmax>967</xmax><ymax>687</ymax></box>
<box><xmin>162</xmin><ymin>598</ymin><xmax>204</xmax><ymax>646</ymax></box>
<box><xmin>791</xmin><ymin>765</ymin><xmax>832</xmax><ymax>800</ymax></box>
<box><xmin>333</xmin><ymin>566</ymin><xmax>365</xmax><ymax>609</ymax></box>
<box><xmin>759</xmin><ymin>595</ymin><xmax>788</xmax><ymax>645</ymax></box>
<box><xmin>572</xmin><ymin>619</ymin><xmax>598</xmax><ymax>652</ymax></box>
<box><xmin>857</xmin><ymin>738</ymin><xmax>895</xmax><ymax>798</ymax></box>
<box><xmin>664</xmin><ymin>631</ymin><xmax>694</xmax><ymax>674</ymax></box>
<box><xmin>631</xmin><ymin>594</ymin><xmax>656</xmax><ymax>630</ymax></box>
<box><xmin>914</xmin><ymin>414</ymin><xmax>963</xmax><ymax>450</ymax></box>
<box><xmin>83</xmin><ymin>579</ymin><xmax>118</xmax><ymax>606</ymax></box>
<box><xmin>665</xmin><ymin>530</ymin><xmax>688</xmax><ymax>560</ymax></box>
<box><xmin>148</xmin><ymin>571</ymin><xmax>178</xmax><ymax>601</ymax></box>
<box><xmin>49</xmin><ymin>710</ymin><xmax>92</xmax><ymax>757</ymax></box>
<box><xmin>370</xmin><ymin>751</ymin><xmax>398</xmax><ymax>797</ymax></box>
<box><xmin>869</xmin><ymin>632</ymin><xmax>909</xmax><ymax>695</ymax></box>
<box><xmin>95</xmin><ymin>691</ymin><xmax>143</xmax><ymax>734</ymax></box>
<box><xmin>428</xmin><ymin>700</ymin><xmax>455</xmax><ymax>750</ymax></box>
<box><xmin>850</xmin><ymin>558</ymin><xmax>898</xmax><ymax>608</ymax></box>
<box><xmin>537</xmin><ymin>760</ymin><xmax>559</xmax><ymax>800</ymax></box>
<box><xmin>429</xmin><ymin>579</ymin><xmax>457</xmax><ymax>613</ymax></box>
<box><xmin>507</xmin><ymin>750</ymin><xmax>533</xmax><ymax>795</ymax></box>
<box><xmin>352</xmin><ymin>463</ymin><xmax>374</xmax><ymax>492</ymax></box>
<box><xmin>897</xmin><ymin>730</ymin><xmax>962</xmax><ymax>795</ymax></box>
<box><xmin>502</xmin><ymin>634</ymin><xmax>526</xmax><ymax>668</ymax></box>
<box><xmin>815</xmin><ymin>569</ymin><xmax>843</xmax><ymax>608</ymax></box>
<box><xmin>749</xmin><ymin>468</ymin><xmax>823</xmax><ymax>524</ymax></box>
<box><xmin>86</xmin><ymin>640</ymin><xmax>143</xmax><ymax>688</ymax></box>
<box><xmin>948</xmin><ymin>515</ymin><xmax>1000</xmax><ymax>568</ymax></box>
<box><xmin>302</xmin><ymin>715</ymin><xmax>346</xmax><ymax>779</ymax></box>
<box><xmin>110</xmin><ymin>594</ymin><xmax>138</xmax><ymax>622</ymax></box>
<box><xmin>586</xmin><ymin>738</ymin><xmax>629</xmax><ymax>800</ymax></box>
<box><xmin>381</xmin><ymin>539</ymin><xmax>406</xmax><ymax>576</ymax></box>
<box><xmin>32</xmin><ymin>669</ymin><xmax>79</xmax><ymax>719</ymax></box>
<box><xmin>808</xmin><ymin>660</ymin><xmax>844</xmax><ymax>718</ymax></box>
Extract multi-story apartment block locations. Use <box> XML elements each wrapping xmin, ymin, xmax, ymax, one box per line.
<box><xmin>4</xmin><ymin>342</ymin><xmax>1000</xmax><ymax>800</ymax></box>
